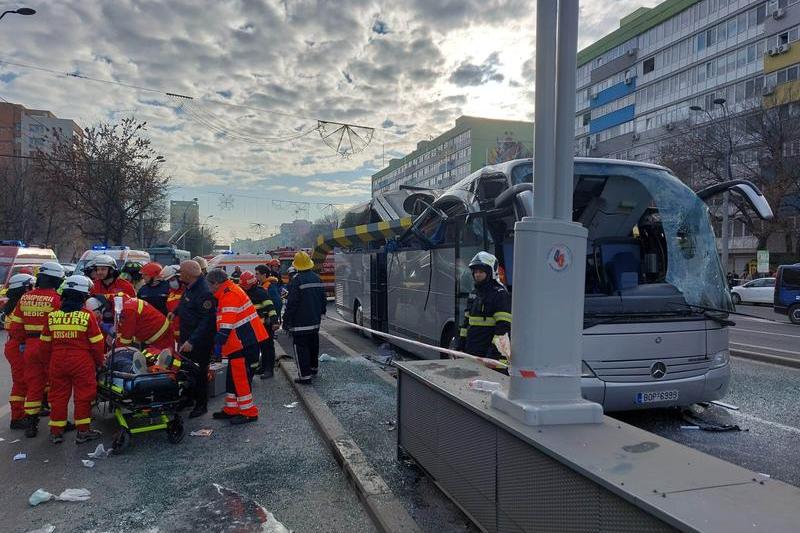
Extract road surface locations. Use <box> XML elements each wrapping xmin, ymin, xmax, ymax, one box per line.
<box><xmin>730</xmin><ymin>303</ymin><xmax>800</xmax><ymax>363</ymax></box>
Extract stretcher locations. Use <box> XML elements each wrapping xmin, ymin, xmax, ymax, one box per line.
<box><xmin>96</xmin><ymin>347</ymin><xmax>194</xmax><ymax>452</ymax></box>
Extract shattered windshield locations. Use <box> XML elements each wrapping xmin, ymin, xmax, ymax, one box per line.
<box><xmin>576</xmin><ymin>162</ymin><xmax>732</xmax><ymax>312</ymax></box>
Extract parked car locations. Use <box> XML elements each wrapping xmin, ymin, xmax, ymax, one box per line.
<box><xmin>731</xmin><ymin>277</ymin><xmax>776</xmax><ymax>305</ymax></box>
<box><xmin>774</xmin><ymin>264</ymin><xmax>800</xmax><ymax>324</ymax></box>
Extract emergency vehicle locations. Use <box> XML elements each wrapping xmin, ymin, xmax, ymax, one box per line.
<box><xmin>74</xmin><ymin>246</ymin><xmax>150</xmax><ymax>275</ymax></box>
<box><xmin>207</xmin><ymin>252</ymin><xmax>274</xmax><ymax>274</ymax></box>
<box><xmin>270</xmin><ymin>247</ymin><xmax>335</xmax><ymax>299</ymax></box>
<box><xmin>0</xmin><ymin>241</ymin><xmax>59</xmax><ymax>285</ymax></box>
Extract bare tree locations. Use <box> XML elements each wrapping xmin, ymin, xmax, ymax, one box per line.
<box><xmin>656</xmin><ymin>97</ymin><xmax>800</xmax><ymax>249</ymax></box>
<box><xmin>34</xmin><ymin>117</ymin><xmax>170</xmax><ymax>246</ymax></box>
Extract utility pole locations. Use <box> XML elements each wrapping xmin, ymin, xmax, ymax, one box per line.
<box><xmin>491</xmin><ymin>0</ymin><xmax>602</xmax><ymax>425</ymax></box>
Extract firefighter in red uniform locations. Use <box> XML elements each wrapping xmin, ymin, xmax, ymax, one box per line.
<box><xmin>7</xmin><ymin>262</ymin><xmax>65</xmax><ymax>438</ymax></box>
<box><xmin>40</xmin><ymin>275</ymin><xmax>105</xmax><ymax>444</ymax></box>
<box><xmin>159</xmin><ymin>265</ymin><xmax>184</xmax><ymax>340</ymax></box>
<box><xmin>3</xmin><ymin>273</ymin><xmax>35</xmax><ymax>429</ymax></box>
<box><xmin>87</xmin><ymin>254</ymin><xmax>135</xmax><ymax>298</ymax></box>
<box><xmin>239</xmin><ymin>271</ymin><xmax>278</xmax><ymax>378</ymax></box>
<box><xmin>206</xmin><ymin>269</ymin><xmax>267</xmax><ymax>424</ymax></box>
<box><xmin>86</xmin><ymin>295</ymin><xmax>175</xmax><ymax>354</ymax></box>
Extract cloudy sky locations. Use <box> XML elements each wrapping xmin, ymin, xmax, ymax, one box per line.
<box><xmin>0</xmin><ymin>0</ymin><xmax>659</xmax><ymax>243</ymax></box>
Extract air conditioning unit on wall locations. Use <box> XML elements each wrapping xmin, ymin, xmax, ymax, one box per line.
<box><xmin>632</xmin><ymin>132</ymin><xmax>640</xmax><ymax>142</ymax></box>
<box><xmin>773</xmin><ymin>8</ymin><xmax>786</xmax><ymax>20</ymax></box>
<box><xmin>665</xmin><ymin>122</ymin><xmax>674</xmax><ymax>131</ymax></box>
<box><xmin>779</xmin><ymin>43</ymin><xmax>791</xmax><ymax>54</ymax></box>
<box><xmin>768</xmin><ymin>47</ymin><xmax>779</xmax><ymax>56</ymax></box>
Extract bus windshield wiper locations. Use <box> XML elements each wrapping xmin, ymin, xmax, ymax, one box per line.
<box><xmin>668</xmin><ymin>302</ymin><xmax>736</xmax><ymax>327</ymax></box>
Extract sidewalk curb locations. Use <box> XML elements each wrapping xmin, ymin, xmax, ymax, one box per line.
<box><xmin>731</xmin><ymin>348</ymin><xmax>800</xmax><ymax>369</ymax></box>
<box><xmin>276</xmin><ymin>343</ymin><xmax>421</xmax><ymax>533</ymax></box>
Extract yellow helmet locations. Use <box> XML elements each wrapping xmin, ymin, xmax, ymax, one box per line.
<box><xmin>292</xmin><ymin>251</ymin><xmax>314</xmax><ymax>271</ymax></box>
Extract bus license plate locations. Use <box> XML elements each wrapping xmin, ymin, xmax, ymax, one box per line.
<box><xmin>635</xmin><ymin>390</ymin><xmax>679</xmax><ymax>404</ymax></box>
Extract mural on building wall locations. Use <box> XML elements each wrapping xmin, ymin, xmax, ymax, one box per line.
<box><xmin>487</xmin><ymin>131</ymin><xmax>532</xmax><ymax>164</ymax></box>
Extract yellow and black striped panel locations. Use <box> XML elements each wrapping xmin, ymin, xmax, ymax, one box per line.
<box><xmin>311</xmin><ymin>217</ymin><xmax>413</xmax><ymax>267</ymax></box>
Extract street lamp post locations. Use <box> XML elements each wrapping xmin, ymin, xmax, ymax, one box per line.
<box><xmin>690</xmin><ymin>98</ymin><xmax>732</xmax><ymax>274</ymax></box>
<box><xmin>0</xmin><ymin>7</ymin><xmax>36</xmax><ymax>21</ymax></box>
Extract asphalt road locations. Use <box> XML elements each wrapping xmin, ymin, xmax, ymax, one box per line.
<box><xmin>730</xmin><ymin>303</ymin><xmax>800</xmax><ymax>362</ymax></box>
<box><xmin>320</xmin><ymin>312</ymin><xmax>800</xmax><ymax>489</ymax></box>
<box><xmin>0</xmin><ymin>331</ymin><xmax>376</xmax><ymax>533</ymax></box>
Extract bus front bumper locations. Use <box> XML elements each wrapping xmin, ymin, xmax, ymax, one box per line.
<box><xmin>581</xmin><ymin>363</ymin><xmax>731</xmax><ymax>412</ymax></box>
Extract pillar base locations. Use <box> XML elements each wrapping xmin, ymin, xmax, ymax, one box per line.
<box><xmin>491</xmin><ymin>390</ymin><xmax>603</xmax><ymax>426</ymax></box>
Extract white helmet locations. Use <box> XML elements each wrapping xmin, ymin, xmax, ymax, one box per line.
<box><xmin>39</xmin><ymin>261</ymin><xmax>65</xmax><ymax>279</ymax></box>
<box><xmin>468</xmin><ymin>251</ymin><xmax>499</xmax><ymax>280</ymax></box>
<box><xmin>89</xmin><ymin>254</ymin><xmax>117</xmax><ymax>270</ymax></box>
<box><xmin>8</xmin><ymin>273</ymin><xmax>35</xmax><ymax>290</ymax></box>
<box><xmin>158</xmin><ymin>264</ymin><xmax>180</xmax><ymax>281</ymax></box>
<box><xmin>85</xmin><ymin>295</ymin><xmax>109</xmax><ymax>313</ymax></box>
<box><xmin>61</xmin><ymin>274</ymin><xmax>93</xmax><ymax>294</ymax></box>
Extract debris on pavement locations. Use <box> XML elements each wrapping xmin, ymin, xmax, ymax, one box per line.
<box><xmin>81</xmin><ymin>460</ymin><xmax>95</xmax><ymax>468</ymax></box>
<box><xmin>55</xmin><ymin>488</ymin><xmax>91</xmax><ymax>502</ymax></box>
<box><xmin>681</xmin><ymin>409</ymin><xmax>743</xmax><ymax>432</ymax></box>
<box><xmin>14</xmin><ymin>452</ymin><xmax>27</xmax><ymax>461</ymax></box>
<box><xmin>190</xmin><ymin>429</ymin><xmax>214</xmax><ymax>437</ymax></box>
<box><xmin>29</xmin><ymin>490</ymin><xmax>53</xmax><ymax>506</ymax></box>
<box><xmin>25</xmin><ymin>524</ymin><xmax>55</xmax><ymax>533</ymax></box>
<box><xmin>710</xmin><ymin>400</ymin><xmax>740</xmax><ymax>411</ymax></box>
<box><xmin>87</xmin><ymin>444</ymin><xmax>112</xmax><ymax>459</ymax></box>
<box><xmin>319</xmin><ymin>353</ymin><xmax>337</xmax><ymax>362</ymax></box>
<box><xmin>284</xmin><ymin>402</ymin><xmax>298</xmax><ymax>409</ymax></box>
<box><xmin>386</xmin><ymin>419</ymin><xmax>397</xmax><ymax>432</ymax></box>
<box><xmin>188</xmin><ymin>484</ymin><xmax>291</xmax><ymax>533</ymax></box>
<box><xmin>680</xmin><ymin>425</ymin><xmax>700</xmax><ymax>430</ymax></box>
<box><xmin>10</xmin><ymin>438</ymin><xmax>20</xmax><ymax>444</ymax></box>
<box><xmin>0</xmin><ymin>437</ymin><xmax>4</xmax><ymax>442</ymax></box>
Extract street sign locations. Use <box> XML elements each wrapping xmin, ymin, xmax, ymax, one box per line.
<box><xmin>757</xmin><ymin>250</ymin><xmax>769</xmax><ymax>273</ymax></box>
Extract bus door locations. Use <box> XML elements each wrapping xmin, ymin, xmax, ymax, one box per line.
<box><xmin>370</xmin><ymin>252</ymin><xmax>388</xmax><ymax>333</ymax></box>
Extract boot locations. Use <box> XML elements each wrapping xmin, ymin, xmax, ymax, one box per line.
<box><xmin>9</xmin><ymin>418</ymin><xmax>29</xmax><ymax>430</ymax></box>
<box><xmin>24</xmin><ymin>416</ymin><xmax>38</xmax><ymax>438</ymax></box>
<box><xmin>189</xmin><ymin>405</ymin><xmax>208</xmax><ymax>418</ymax></box>
<box><xmin>75</xmin><ymin>428</ymin><xmax>102</xmax><ymax>443</ymax></box>
<box><xmin>49</xmin><ymin>433</ymin><xmax>64</xmax><ymax>444</ymax></box>
<box><xmin>212</xmin><ymin>410</ymin><xmax>234</xmax><ymax>420</ymax></box>
<box><xmin>230</xmin><ymin>414</ymin><xmax>258</xmax><ymax>425</ymax></box>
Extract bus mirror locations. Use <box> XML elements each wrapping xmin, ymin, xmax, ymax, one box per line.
<box><xmin>696</xmin><ymin>179</ymin><xmax>774</xmax><ymax>221</ymax></box>
<box><xmin>494</xmin><ymin>183</ymin><xmax>533</xmax><ymax>209</ymax></box>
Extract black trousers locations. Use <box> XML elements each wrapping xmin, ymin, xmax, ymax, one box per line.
<box><xmin>185</xmin><ymin>347</ymin><xmax>211</xmax><ymax>408</ymax></box>
<box><xmin>259</xmin><ymin>336</ymin><xmax>275</xmax><ymax>373</ymax></box>
<box><xmin>292</xmin><ymin>332</ymin><xmax>319</xmax><ymax>380</ymax></box>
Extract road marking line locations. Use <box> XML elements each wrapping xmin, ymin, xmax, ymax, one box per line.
<box><xmin>731</xmin><ymin>327</ymin><xmax>800</xmax><ymax>339</ymax></box>
<box><xmin>729</xmin><ymin>342</ymin><xmax>800</xmax><ymax>356</ymax></box>
<box><xmin>735</xmin><ymin>316</ymin><xmax>788</xmax><ymax>325</ymax></box>
<box><xmin>730</xmin><ymin>410</ymin><xmax>800</xmax><ymax>436</ymax></box>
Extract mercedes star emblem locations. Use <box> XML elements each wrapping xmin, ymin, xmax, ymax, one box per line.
<box><xmin>650</xmin><ymin>361</ymin><xmax>667</xmax><ymax>379</ymax></box>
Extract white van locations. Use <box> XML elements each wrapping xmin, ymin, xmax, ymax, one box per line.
<box><xmin>207</xmin><ymin>252</ymin><xmax>274</xmax><ymax>274</ymax></box>
<box><xmin>74</xmin><ymin>246</ymin><xmax>150</xmax><ymax>275</ymax></box>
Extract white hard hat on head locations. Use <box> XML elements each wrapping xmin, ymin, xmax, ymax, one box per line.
<box><xmin>39</xmin><ymin>262</ymin><xmax>65</xmax><ymax>279</ymax></box>
<box><xmin>469</xmin><ymin>251</ymin><xmax>499</xmax><ymax>279</ymax></box>
<box><xmin>61</xmin><ymin>275</ymin><xmax>93</xmax><ymax>294</ymax></box>
<box><xmin>89</xmin><ymin>254</ymin><xmax>117</xmax><ymax>269</ymax></box>
<box><xmin>158</xmin><ymin>264</ymin><xmax>180</xmax><ymax>281</ymax></box>
<box><xmin>8</xmin><ymin>273</ymin><xmax>35</xmax><ymax>290</ymax></box>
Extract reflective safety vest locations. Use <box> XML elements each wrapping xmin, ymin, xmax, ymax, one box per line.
<box><xmin>117</xmin><ymin>297</ymin><xmax>172</xmax><ymax>348</ymax></box>
<box><xmin>7</xmin><ymin>288</ymin><xmax>61</xmax><ymax>338</ymax></box>
<box><xmin>91</xmin><ymin>277</ymin><xmax>136</xmax><ymax>298</ymax></box>
<box><xmin>166</xmin><ymin>287</ymin><xmax>184</xmax><ymax>337</ymax></box>
<box><xmin>39</xmin><ymin>309</ymin><xmax>106</xmax><ymax>367</ymax></box>
<box><xmin>214</xmin><ymin>280</ymin><xmax>268</xmax><ymax>357</ymax></box>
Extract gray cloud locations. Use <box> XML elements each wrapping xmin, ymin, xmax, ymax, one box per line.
<box><xmin>449</xmin><ymin>52</ymin><xmax>504</xmax><ymax>86</ymax></box>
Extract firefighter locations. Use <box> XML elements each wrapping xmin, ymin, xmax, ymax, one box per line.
<box><xmin>268</xmin><ymin>259</ymin><xmax>283</xmax><ymax>287</ymax></box>
<box><xmin>255</xmin><ymin>264</ymin><xmax>283</xmax><ymax>321</ymax></box>
<box><xmin>3</xmin><ymin>273</ymin><xmax>35</xmax><ymax>429</ymax></box>
<box><xmin>120</xmin><ymin>261</ymin><xmax>144</xmax><ymax>291</ymax></box>
<box><xmin>239</xmin><ymin>271</ymin><xmax>278</xmax><ymax>379</ymax></box>
<box><xmin>176</xmin><ymin>260</ymin><xmax>216</xmax><ymax>418</ymax></box>
<box><xmin>455</xmin><ymin>252</ymin><xmax>512</xmax><ymax>361</ymax></box>
<box><xmin>159</xmin><ymin>264</ymin><xmax>184</xmax><ymax>340</ymax></box>
<box><xmin>206</xmin><ymin>268</ymin><xmax>267</xmax><ymax>424</ymax></box>
<box><xmin>87</xmin><ymin>254</ymin><xmax>136</xmax><ymax>298</ymax></box>
<box><xmin>282</xmin><ymin>251</ymin><xmax>326</xmax><ymax>384</ymax></box>
<box><xmin>8</xmin><ymin>262</ymin><xmax>65</xmax><ymax>438</ymax></box>
<box><xmin>86</xmin><ymin>295</ymin><xmax>175</xmax><ymax>354</ymax></box>
<box><xmin>231</xmin><ymin>266</ymin><xmax>243</xmax><ymax>284</ymax></box>
<box><xmin>137</xmin><ymin>262</ymin><xmax>169</xmax><ymax>315</ymax></box>
<box><xmin>40</xmin><ymin>275</ymin><xmax>105</xmax><ymax>444</ymax></box>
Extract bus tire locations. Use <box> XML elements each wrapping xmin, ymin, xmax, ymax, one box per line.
<box><xmin>354</xmin><ymin>302</ymin><xmax>369</xmax><ymax>338</ymax></box>
<box><xmin>789</xmin><ymin>305</ymin><xmax>800</xmax><ymax>325</ymax></box>
<box><xmin>440</xmin><ymin>323</ymin><xmax>456</xmax><ymax>360</ymax></box>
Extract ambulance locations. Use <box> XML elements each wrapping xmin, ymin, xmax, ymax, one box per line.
<box><xmin>207</xmin><ymin>252</ymin><xmax>274</xmax><ymax>275</ymax></box>
<box><xmin>0</xmin><ymin>241</ymin><xmax>58</xmax><ymax>285</ymax></box>
<box><xmin>74</xmin><ymin>245</ymin><xmax>151</xmax><ymax>275</ymax></box>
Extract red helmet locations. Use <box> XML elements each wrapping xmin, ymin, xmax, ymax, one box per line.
<box><xmin>239</xmin><ymin>271</ymin><xmax>257</xmax><ymax>290</ymax></box>
<box><xmin>141</xmin><ymin>262</ymin><xmax>163</xmax><ymax>279</ymax></box>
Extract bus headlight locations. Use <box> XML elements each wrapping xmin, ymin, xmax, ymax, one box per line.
<box><xmin>581</xmin><ymin>360</ymin><xmax>596</xmax><ymax>378</ymax></box>
<box><xmin>710</xmin><ymin>349</ymin><xmax>730</xmax><ymax>369</ymax></box>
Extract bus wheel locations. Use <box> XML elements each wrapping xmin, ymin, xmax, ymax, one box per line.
<box><xmin>354</xmin><ymin>302</ymin><xmax>369</xmax><ymax>338</ymax></box>
<box><xmin>440</xmin><ymin>324</ymin><xmax>456</xmax><ymax>360</ymax></box>
<box><xmin>790</xmin><ymin>305</ymin><xmax>800</xmax><ymax>325</ymax></box>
